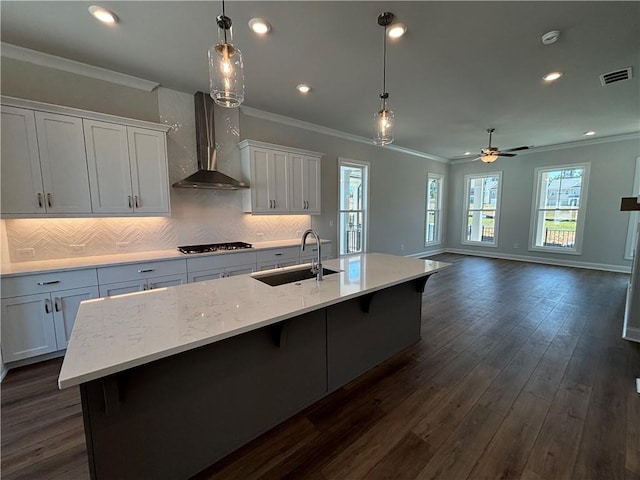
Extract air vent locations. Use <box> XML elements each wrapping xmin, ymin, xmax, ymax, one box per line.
<box><xmin>600</xmin><ymin>67</ymin><xmax>632</xmax><ymax>86</ymax></box>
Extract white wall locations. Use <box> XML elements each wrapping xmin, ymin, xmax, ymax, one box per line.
<box><xmin>447</xmin><ymin>138</ymin><xmax>639</xmax><ymax>270</ymax></box>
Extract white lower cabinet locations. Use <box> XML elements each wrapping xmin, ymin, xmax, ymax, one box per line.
<box><xmin>1</xmin><ymin>269</ymin><xmax>99</xmax><ymax>362</ymax></box>
<box><xmin>256</xmin><ymin>246</ymin><xmax>300</xmax><ymax>271</ymax></box>
<box><xmin>97</xmin><ymin>260</ymin><xmax>187</xmax><ymax>296</ymax></box>
<box><xmin>187</xmin><ymin>251</ymin><xmax>257</xmax><ymax>283</ymax></box>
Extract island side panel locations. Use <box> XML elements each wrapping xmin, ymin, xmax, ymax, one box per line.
<box><xmin>326</xmin><ymin>279</ymin><xmax>424</xmax><ymax>392</ymax></box>
<box><xmin>80</xmin><ymin>309</ymin><xmax>327</xmax><ymax>480</ymax></box>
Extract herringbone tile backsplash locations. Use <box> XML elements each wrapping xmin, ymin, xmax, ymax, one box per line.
<box><xmin>2</xmin><ymin>88</ymin><xmax>311</xmax><ymax>263</ymax></box>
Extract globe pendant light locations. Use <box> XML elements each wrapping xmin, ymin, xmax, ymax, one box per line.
<box><xmin>208</xmin><ymin>0</ymin><xmax>245</xmax><ymax>108</ymax></box>
<box><xmin>373</xmin><ymin>12</ymin><xmax>395</xmax><ymax>146</ymax></box>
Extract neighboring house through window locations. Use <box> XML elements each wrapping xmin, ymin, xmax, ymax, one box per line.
<box><xmin>530</xmin><ymin>163</ymin><xmax>590</xmax><ymax>254</ymax></box>
<box><xmin>425</xmin><ymin>173</ymin><xmax>443</xmax><ymax>246</ymax></box>
<box><xmin>462</xmin><ymin>172</ymin><xmax>502</xmax><ymax>246</ymax></box>
<box><xmin>338</xmin><ymin>158</ymin><xmax>369</xmax><ymax>255</ymax></box>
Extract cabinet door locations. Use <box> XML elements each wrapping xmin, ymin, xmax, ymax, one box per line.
<box><xmin>147</xmin><ymin>274</ymin><xmax>187</xmax><ymax>290</ymax></box>
<box><xmin>52</xmin><ymin>286</ymin><xmax>99</xmax><ymax>350</ymax></box>
<box><xmin>99</xmin><ymin>280</ymin><xmax>146</xmax><ymax>297</ymax></box>
<box><xmin>1</xmin><ymin>294</ymin><xmax>57</xmax><ymax>362</ymax></box>
<box><xmin>35</xmin><ymin>112</ymin><xmax>92</xmax><ymax>214</ymax></box>
<box><xmin>127</xmin><ymin>127</ymin><xmax>170</xmax><ymax>214</ymax></box>
<box><xmin>188</xmin><ymin>269</ymin><xmax>225</xmax><ymax>283</ymax></box>
<box><xmin>84</xmin><ymin>120</ymin><xmax>133</xmax><ymax>214</ymax></box>
<box><xmin>289</xmin><ymin>154</ymin><xmax>320</xmax><ymax>214</ymax></box>
<box><xmin>225</xmin><ymin>264</ymin><xmax>255</xmax><ymax>277</ymax></box>
<box><xmin>250</xmin><ymin>148</ymin><xmax>289</xmax><ymax>213</ymax></box>
<box><xmin>1</xmin><ymin>106</ymin><xmax>45</xmax><ymax>215</ymax></box>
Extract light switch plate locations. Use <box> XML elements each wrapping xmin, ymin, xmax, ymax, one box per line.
<box><xmin>16</xmin><ymin>248</ymin><xmax>35</xmax><ymax>258</ymax></box>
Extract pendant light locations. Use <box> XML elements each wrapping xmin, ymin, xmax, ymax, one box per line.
<box><xmin>373</xmin><ymin>12</ymin><xmax>395</xmax><ymax>146</ymax></box>
<box><xmin>208</xmin><ymin>0</ymin><xmax>245</xmax><ymax>108</ymax></box>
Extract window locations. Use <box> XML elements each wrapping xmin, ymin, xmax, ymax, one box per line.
<box><xmin>530</xmin><ymin>163</ymin><xmax>590</xmax><ymax>254</ymax></box>
<box><xmin>338</xmin><ymin>158</ymin><xmax>369</xmax><ymax>255</ymax></box>
<box><xmin>462</xmin><ymin>173</ymin><xmax>502</xmax><ymax>246</ymax></box>
<box><xmin>425</xmin><ymin>173</ymin><xmax>443</xmax><ymax>245</ymax></box>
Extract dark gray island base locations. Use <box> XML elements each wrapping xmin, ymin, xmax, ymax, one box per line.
<box><xmin>79</xmin><ymin>276</ymin><xmax>431</xmax><ymax>479</ymax></box>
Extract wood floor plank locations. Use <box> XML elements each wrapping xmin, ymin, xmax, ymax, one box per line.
<box><xmin>522</xmin><ymin>380</ymin><xmax>592</xmax><ymax>480</ymax></box>
<box><xmin>413</xmin><ymin>404</ymin><xmax>504</xmax><ymax>480</ymax></box>
<box><xmin>364</xmin><ymin>432</ymin><xmax>433</xmax><ymax>480</ymax></box>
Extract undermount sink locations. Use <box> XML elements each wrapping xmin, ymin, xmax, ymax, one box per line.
<box><xmin>252</xmin><ymin>266</ymin><xmax>339</xmax><ymax>286</ymax></box>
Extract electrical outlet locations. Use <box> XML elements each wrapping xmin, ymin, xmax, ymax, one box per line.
<box><xmin>400</xmin><ymin>244</ymin><xmax>405</xmax><ymax>251</ymax></box>
<box><xmin>514</xmin><ymin>242</ymin><xmax>519</xmax><ymax>249</ymax></box>
<box><xmin>16</xmin><ymin>248</ymin><xmax>35</xmax><ymax>259</ymax></box>
<box><xmin>255</xmin><ymin>232</ymin><xmax>264</xmax><ymax>240</ymax></box>
<box><xmin>69</xmin><ymin>244</ymin><xmax>86</xmax><ymax>253</ymax></box>
<box><xmin>116</xmin><ymin>242</ymin><xmax>129</xmax><ymax>251</ymax></box>
<box><xmin>329</xmin><ymin>220</ymin><xmax>334</xmax><ymax>227</ymax></box>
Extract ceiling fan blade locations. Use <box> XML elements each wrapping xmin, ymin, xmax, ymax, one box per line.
<box><xmin>497</xmin><ymin>152</ymin><xmax>516</xmax><ymax>157</ymax></box>
<box><xmin>471</xmin><ymin>156</ymin><xmax>482</xmax><ymax>162</ymax></box>
<box><xmin>502</xmin><ymin>146</ymin><xmax>529</xmax><ymax>152</ymax></box>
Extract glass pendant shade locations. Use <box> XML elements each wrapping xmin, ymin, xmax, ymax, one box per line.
<box><xmin>481</xmin><ymin>153</ymin><xmax>498</xmax><ymax>163</ymax></box>
<box><xmin>209</xmin><ymin>22</ymin><xmax>245</xmax><ymax>108</ymax></box>
<box><xmin>373</xmin><ymin>106</ymin><xmax>394</xmax><ymax>146</ymax></box>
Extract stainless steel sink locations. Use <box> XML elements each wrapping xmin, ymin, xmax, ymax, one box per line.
<box><xmin>252</xmin><ymin>266</ymin><xmax>338</xmax><ymax>286</ymax></box>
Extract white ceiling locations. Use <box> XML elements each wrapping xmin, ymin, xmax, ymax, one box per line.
<box><xmin>1</xmin><ymin>1</ymin><xmax>639</xmax><ymax>160</ymax></box>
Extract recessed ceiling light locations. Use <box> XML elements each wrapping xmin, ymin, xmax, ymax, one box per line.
<box><xmin>296</xmin><ymin>84</ymin><xmax>311</xmax><ymax>94</ymax></box>
<box><xmin>584</xmin><ymin>130</ymin><xmax>596</xmax><ymax>136</ymax></box>
<box><xmin>248</xmin><ymin>18</ymin><xmax>271</xmax><ymax>35</ymax></box>
<box><xmin>88</xmin><ymin>5</ymin><xmax>118</xmax><ymax>24</ymax></box>
<box><xmin>387</xmin><ymin>23</ymin><xmax>407</xmax><ymax>39</ymax></box>
<box><xmin>543</xmin><ymin>71</ymin><xmax>563</xmax><ymax>82</ymax></box>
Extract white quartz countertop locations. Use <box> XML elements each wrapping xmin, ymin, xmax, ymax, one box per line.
<box><xmin>0</xmin><ymin>239</ymin><xmax>329</xmax><ymax>277</ymax></box>
<box><xmin>58</xmin><ymin>253</ymin><xmax>449</xmax><ymax>388</ymax></box>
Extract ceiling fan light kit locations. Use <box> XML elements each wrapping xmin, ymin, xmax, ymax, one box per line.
<box><xmin>373</xmin><ymin>12</ymin><xmax>395</xmax><ymax>146</ymax></box>
<box><xmin>208</xmin><ymin>0</ymin><xmax>245</xmax><ymax>108</ymax></box>
<box><xmin>479</xmin><ymin>128</ymin><xmax>529</xmax><ymax>163</ymax></box>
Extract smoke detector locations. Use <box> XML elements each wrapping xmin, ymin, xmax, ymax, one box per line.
<box><xmin>541</xmin><ymin>30</ymin><xmax>560</xmax><ymax>45</ymax></box>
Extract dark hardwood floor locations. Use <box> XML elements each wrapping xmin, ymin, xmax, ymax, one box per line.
<box><xmin>2</xmin><ymin>254</ymin><xmax>639</xmax><ymax>479</ymax></box>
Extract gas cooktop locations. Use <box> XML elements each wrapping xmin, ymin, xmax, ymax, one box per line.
<box><xmin>178</xmin><ymin>242</ymin><xmax>253</xmax><ymax>254</ymax></box>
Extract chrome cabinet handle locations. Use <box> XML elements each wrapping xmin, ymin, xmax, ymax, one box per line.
<box><xmin>37</xmin><ymin>280</ymin><xmax>60</xmax><ymax>286</ymax></box>
<box><xmin>270</xmin><ymin>200</ymin><xmax>274</xmax><ymax>209</ymax></box>
<box><xmin>128</xmin><ymin>196</ymin><xmax>133</xmax><ymax>208</ymax></box>
<box><xmin>135</xmin><ymin>196</ymin><xmax>140</xmax><ymax>208</ymax></box>
<box><xmin>54</xmin><ymin>297</ymin><xmax>61</xmax><ymax>312</ymax></box>
<box><xmin>44</xmin><ymin>298</ymin><xmax>52</xmax><ymax>314</ymax></box>
<box><xmin>37</xmin><ymin>193</ymin><xmax>44</xmax><ymax>208</ymax></box>
<box><xmin>148</xmin><ymin>283</ymin><xmax>154</xmax><ymax>290</ymax></box>
<box><xmin>138</xmin><ymin>268</ymin><xmax>155</xmax><ymax>273</ymax></box>
<box><xmin>274</xmin><ymin>253</ymin><xmax>284</xmax><ymax>256</ymax></box>
<box><xmin>142</xmin><ymin>284</ymin><xmax>147</xmax><ymax>291</ymax></box>
<box><xmin>47</xmin><ymin>193</ymin><xmax>52</xmax><ymax>207</ymax></box>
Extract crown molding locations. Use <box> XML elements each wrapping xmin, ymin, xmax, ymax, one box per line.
<box><xmin>450</xmin><ymin>132</ymin><xmax>640</xmax><ymax>164</ymax></box>
<box><xmin>240</xmin><ymin>106</ymin><xmax>449</xmax><ymax>163</ymax></box>
<box><xmin>1</xmin><ymin>42</ymin><xmax>159</xmax><ymax>92</ymax></box>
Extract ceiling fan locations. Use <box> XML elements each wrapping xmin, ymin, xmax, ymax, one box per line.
<box><xmin>476</xmin><ymin>128</ymin><xmax>529</xmax><ymax>163</ymax></box>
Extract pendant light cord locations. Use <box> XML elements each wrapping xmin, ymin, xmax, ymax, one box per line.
<box><xmin>382</xmin><ymin>23</ymin><xmax>387</xmax><ymax>96</ymax></box>
<box><xmin>222</xmin><ymin>0</ymin><xmax>228</xmax><ymax>44</ymax></box>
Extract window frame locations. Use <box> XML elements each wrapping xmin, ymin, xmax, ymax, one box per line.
<box><xmin>425</xmin><ymin>172</ymin><xmax>444</xmax><ymax>246</ymax></box>
<box><xmin>528</xmin><ymin>162</ymin><xmax>591</xmax><ymax>255</ymax></box>
<box><xmin>461</xmin><ymin>172</ymin><xmax>502</xmax><ymax>248</ymax></box>
<box><xmin>337</xmin><ymin>157</ymin><xmax>370</xmax><ymax>256</ymax></box>
<box><xmin>624</xmin><ymin>157</ymin><xmax>640</xmax><ymax>260</ymax></box>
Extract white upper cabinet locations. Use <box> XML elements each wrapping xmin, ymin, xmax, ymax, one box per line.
<box><xmin>85</xmin><ymin>122</ymin><xmax>170</xmax><ymax>215</ymax></box>
<box><xmin>1</xmin><ymin>96</ymin><xmax>171</xmax><ymax>218</ymax></box>
<box><xmin>35</xmin><ymin>112</ymin><xmax>92</xmax><ymax>214</ymax></box>
<box><xmin>127</xmin><ymin>127</ymin><xmax>170</xmax><ymax>214</ymax></box>
<box><xmin>1</xmin><ymin>107</ymin><xmax>92</xmax><ymax>215</ymax></box>
<box><xmin>1</xmin><ymin>106</ymin><xmax>44</xmax><ymax>215</ymax></box>
<box><xmin>290</xmin><ymin>153</ymin><xmax>321</xmax><ymax>214</ymax></box>
<box><xmin>239</xmin><ymin>140</ymin><xmax>322</xmax><ymax>215</ymax></box>
<box><xmin>84</xmin><ymin>120</ymin><xmax>132</xmax><ymax>214</ymax></box>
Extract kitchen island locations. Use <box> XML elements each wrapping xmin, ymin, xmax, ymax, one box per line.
<box><xmin>59</xmin><ymin>253</ymin><xmax>449</xmax><ymax>480</ymax></box>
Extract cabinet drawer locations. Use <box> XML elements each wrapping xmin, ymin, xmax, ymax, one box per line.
<box><xmin>256</xmin><ymin>246</ymin><xmax>300</xmax><ymax>263</ymax></box>
<box><xmin>97</xmin><ymin>259</ymin><xmax>186</xmax><ymax>285</ymax></box>
<box><xmin>186</xmin><ymin>251</ymin><xmax>257</xmax><ymax>273</ymax></box>
<box><xmin>1</xmin><ymin>268</ymin><xmax>98</xmax><ymax>298</ymax></box>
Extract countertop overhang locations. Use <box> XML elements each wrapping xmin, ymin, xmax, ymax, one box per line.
<box><xmin>58</xmin><ymin>253</ymin><xmax>449</xmax><ymax>389</ymax></box>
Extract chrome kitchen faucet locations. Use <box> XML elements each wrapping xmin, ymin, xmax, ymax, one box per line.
<box><xmin>300</xmin><ymin>229</ymin><xmax>323</xmax><ymax>281</ymax></box>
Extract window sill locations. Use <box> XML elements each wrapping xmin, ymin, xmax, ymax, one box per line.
<box><xmin>461</xmin><ymin>241</ymin><xmax>497</xmax><ymax>248</ymax></box>
<box><xmin>528</xmin><ymin>246</ymin><xmax>582</xmax><ymax>256</ymax></box>
<box><xmin>424</xmin><ymin>241</ymin><xmax>442</xmax><ymax>247</ymax></box>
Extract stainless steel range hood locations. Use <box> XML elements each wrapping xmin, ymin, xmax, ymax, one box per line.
<box><xmin>172</xmin><ymin>91</ymin><xmax>248</xmax><ymax>190</ymax></box>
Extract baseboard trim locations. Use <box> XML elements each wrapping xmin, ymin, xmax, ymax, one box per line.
<box><xmin>405</xmin><ymin>248</ymin><xmax>447</xmax><ymax>259</ymax></box>
<box><xmin>444</xmin><ymin>248</ymin><xmax>632</xmax><ymax>274</ymax></box>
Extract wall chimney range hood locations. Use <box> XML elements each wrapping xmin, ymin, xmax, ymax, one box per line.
<box><xmin>172</xmin><ymin>91</ymin><xmax>248</xmax><ymax>190</ymax></box>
